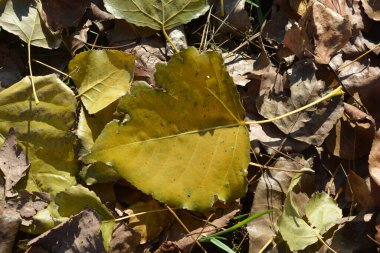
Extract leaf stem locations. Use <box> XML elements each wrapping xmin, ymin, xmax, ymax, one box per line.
<box><xmin>162</xmin><ymin>26</ymin><xmax>179</xmax><ymax>53</ymax></box>
<box><xmin>250</xmin><ymin>162</ymin><xmax>314</xmax><ymax>173</ymax></box>
<box><xmin>220</xmin><ymin>0</ymin><xmax>225</xmax><ymax>17</ymax></box>
<box><xmin>244</xmin><ymin>86</ymin><xmax>344</xmax><ymax>125</ymax></box>
<box><xmin>33</xmin><ymin>60</ymin><xmax>71</xmax><ymax>79</ymax></box>
<box><xmin>28</xmin><ymin>24</ymin><xmax>39</xmax><ymax>104</ymax></box>
<box><xmin>317</xmin><ymin>234</ymin><xmax>337</xmax><ymax>253</ymax></box>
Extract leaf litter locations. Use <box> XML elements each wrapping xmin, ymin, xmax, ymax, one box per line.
<box><xmin>0</xmin><ymin>0</ymin><xmax>379</xmax><ymax>252</ymax></box>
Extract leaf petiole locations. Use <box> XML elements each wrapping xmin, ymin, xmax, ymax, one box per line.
<box><xmin>162</xmin><ymin>25</ymin><xmax>179</xmax><ymax>53</ymax></box>
<box><xmin>244</xmin><ymin>86</ymin><xmax>344</xmax><ymax>125</ymax></box>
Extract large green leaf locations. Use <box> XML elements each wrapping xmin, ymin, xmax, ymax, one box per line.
<box><xmin>0</xmin><ymin>0</ymin><xmax>61</xmax><ymax>49</ymax></box>
<box><xmin>69</xmin><ymin>50</ymin><xmax>135</xmax><ymax>114</ymax></box>
<box><xmin>84</xmin><ymin>47</ymin><xmax>250</xmax><ymax>211</ymax></box>
<box><xmin>103</xmin><ymin>0</ymin><xmax>210</xmax><ymax>30</ymax></box>
<box><xmin>0</xmin><ymin>74</ymin><xmax>77</xmax><ymax>195</ymax></box>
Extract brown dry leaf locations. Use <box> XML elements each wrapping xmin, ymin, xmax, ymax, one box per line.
<box><xmin>362</xmin><ymin>0</ymin><xmax>380</xmax><ymax>21</ymax></box>
<box><xmin>310</xmin><ymin>1</ymin><xmax>351</xmax><ymax>64</ymax></box>
<box><xmin>249</xmin><ymin>122</ymin><xmax>310</xmax><ymax>156</ymax></box>
<box><xmin>369</xmin><ymin>128</ymin><xmax>380</xmax><ymax>187</ymax></box>
<box><xmin>125</xmin><ymin>200</ymin><xmax>173</xmax><ymax>244</ymax></box>
<box><xmin>38</xmin><ymin>0</ymin><xmax>91</xmax><ymax>31</ymax></box>
<box><xmin>130</xmin><ymin>37</ymin><xmax>166</xmax><ymax>86</ymax></box>
<box><xmin>0</xmin><ymin>128</ymin><xmax>30</xmax><ymax>198</ymax></box>
<box><xmin>285</xmin><ymin>1</ymin><xmax>352</xmax><ymax>64</ymax></box>
<box><xmin>329</xmin><ymin>213</ymin><xmax>376</xmax><ymax>252</ymax></box>
<box><xmin>256</xmin><ymin>59</ymin><xmax>344</xmax><ymax>146</ymax></box>
<box><xmin>27</xmin><ymin>209</ymin><xmax>105</xmax><ymax>253</ymax></box>
<box><xmin>155</xmin><ymin>206</ymin><xmax>240</xmax><ymax>253</ymax></box>
<box><xmin>261</xmin><ymin>0</ymin><xmax>300</xmax><ymax>43</ymax></box>
<box><xmin>347</xmin><ymin>170</ymin><xmax>377</xmax><ymax>211</ymax></box>
<box><xmin>215</xmin><ymin>0</ymin><xmax>251</xmax><ymax>34</ymax></box>
<box><xmin>248</xmin><ymin>156</ymin><xmax>312</xmax><ymax>252</ymax></box>
<box><xmin>109</xmin><ymin>223</ymin><xmax>141</xmax><ymax>253</ymax></box>
<box><xmin>225</xmin><ymin>54</ymin><xmax>255</xmax><ymax>87</ymax></box>
<box><xmin>325</xmin><ymin>104</ymin><xmax>376</xmax><ymax>159</ymax></box>
<box><xmin>0</xmin><ymin>212</ymin><xmax>21</xmax><ymax>253</ymax></box>
<box><xmin>4</xmin><ymin>190</ymin><xmax>49</xmax><ymax>227</ymax></box>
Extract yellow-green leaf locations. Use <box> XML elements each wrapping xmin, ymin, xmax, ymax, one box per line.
<box><xmin>0</xmin><ymin>74</ymin><xmax>77</xmax><ymax>195</ymax></box>
<box><xmin>0</xmin><ymin>0</ymin><xmax>61</xmax><ymax>49</ymax></box>
<box><xmin>305</xmin><ymin>192</ymin><xmax>342</xmax><ymax>234</ymax></box>
<box><xmin>103</xmin><ymin>0</ymin><xmax>210</xmax><ymax>30</ymax></box>
<box><xmin>69</xmin><ymin>50</ymin><xmax>135</xmax><ymax>114</ymax></box>
<box><xmin>84</xmin><ymin>47</ymin><xmax>250</xmax><ymax>211</ymax></box>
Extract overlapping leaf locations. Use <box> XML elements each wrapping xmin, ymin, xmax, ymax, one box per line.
<box><xmin>84</xmin><ymin>47</ymin><xmax>250</xmax><ymax>211</ymax></box>
<box><xmin>257</xmin><ymin>59</ymin><xmax>344</xmax><ymax>146</ymax></box>
<box><xmin>69</xmin><ymin>50</ymin><xmax>135</xmax><ymax>114</ymax></box>
<box><xmin>0</xmin><ymin>0</ymin><xmax>61</xmax><ymax>49</ymax></box>
<box><xmin>103</xmin><ymin>0</ymin><xmax>210</xmax><ymax>30</ymax></box>
<box><xmin>0</xmin><ymin>74</ymin><xmax>77</xmax><ymax>195</ymax></box>
<box><xmin>278</xmin><ymin>173</ymin><xmax>342</xmax><ymax>251</ymax></box>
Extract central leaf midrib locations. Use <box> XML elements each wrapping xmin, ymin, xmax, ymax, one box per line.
<box><xmin>91</xmin><ymin>122</ymin><xmax>245</xmax><ymax>153</ymax></box>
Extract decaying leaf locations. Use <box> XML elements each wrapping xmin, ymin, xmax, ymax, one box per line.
<box><xmin>0</xmin><ymin>212</ymin><xmax>21</xmax><ymax>253</ymax></box>
<box><xmin>27</xmin><ymin>209</ymin><xmax>106</xmax><ymax>253</ymax></box>
<box><xmin>37</xmin><ymin>0</ymin><xmax>91</xmax><ymax>31</ymax></box>
<box><xmin>85</xmin><ymin>47</ymin><xmax>250</xmax><ymax>211</ymax></box>
<box><xmin>278</xmin><ymin>173</ymin><xmax>342</xmax><ymax>251</ymax></box>
<box><xmin>157</xmin><ymin>204</ymin><xmax>240</xmax><ymax>253</ymax></box>
<box><xmin>103</xmin><ymin>0</ymin><xmax>210</xmax><ymax>30</ymax></box>
<box><xmin>369</xmin><ymin>128</ymin><xmax>380</xmax><ymax>187</ymax></box>
<box><xmin>0</xmin><ymin>74</ymin><xmax>77</xmax><ymax>195</ymax></box>
<box><xmin>330</xmin><ymin>213</ymin><xmax>376</xmax><ymax>252</ymax></box>
<box><xmin>325</xmin><ymin>104</ymin><xmax>376</xmax><ymax>159</ymax></box>
<box><xmin>5</xmin><ymin>190</ymin><xmax>49</xmax><ymax>227</ymax></box>
<box><xmin>109</xmin><ymin>223</ymin><xmax>141</xmax><ymax>253</ymax></box>
<box><xmin>248</xmin><ymin>156</ymin><xmax>311</xmax><ymax>253</ymax></box>
<box><xmin>54</xmin><ymin>185</ymin><xmax>115</xmax><ymax>250</ymax></box>
<box><xmin>347</xmin><ymin>170</ymin><xmax>377</xmax><ymax>211</ymax></box>
<box><xmin>225</xmin><ymin>54</ymin><xmax>255</xmax><ymax>87</ymax></box>
<box><xmin>0</xmin><ymin>129</ymin><xmax>29</xmax><ymax>198</ymax></box>
<box><xmin>361</xmin><ymin>0</ymin><xmax>380</xmax><ymax>21</ymax></box>
<box><xmin>284</xmin><ymin>1</ymin><xmax>351</xmax><ymax>64</ymax></box>
<box><xmin>125</xmin><ymin>200</ymin><xmax>173</xmax><ymax>244</ymax></box>
<box><xmin>69</xmin><ymin>50</ymin><xmax>135</xmax><ymax>114</ymax></box>
<box><xmin>0</xmin><ymin>0</ymin><xmax>61</xmax><ymax>49</ymax></box>
<box><xmin>257</xmin><ymin>59</ymin><xmax>344</xmax><ymax>146</ymax></box>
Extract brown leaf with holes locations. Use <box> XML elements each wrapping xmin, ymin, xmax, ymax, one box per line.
<box><xmin>0</xmin><ymin>128</ymin><xmax>30</xmax><ymax>198</ymax></box>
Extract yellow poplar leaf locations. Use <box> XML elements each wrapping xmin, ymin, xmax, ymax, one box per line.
<box><xmin>84</xmin><ymin>47</ymin><xmax>250</xmax><ymax>211</ymax></box>
<box><xmin>104</xmin><ymin>0</ymin><xmax>210</xmax><ymax>30</ymax></box>
<box><xmin>69</xmin><ymin>50</ymin><xmax>135</xmax><ymax>114</ymax></box>
<box><xmin>0</xmin><ymin>74</ymin><xmax>77</xmax><ymax>195</ymax></box>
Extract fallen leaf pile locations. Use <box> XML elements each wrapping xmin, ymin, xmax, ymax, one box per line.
<box><xmin>0</xmin><ymin>0</ymin><xmax>379</xmax><ymax>252</ymax></box>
